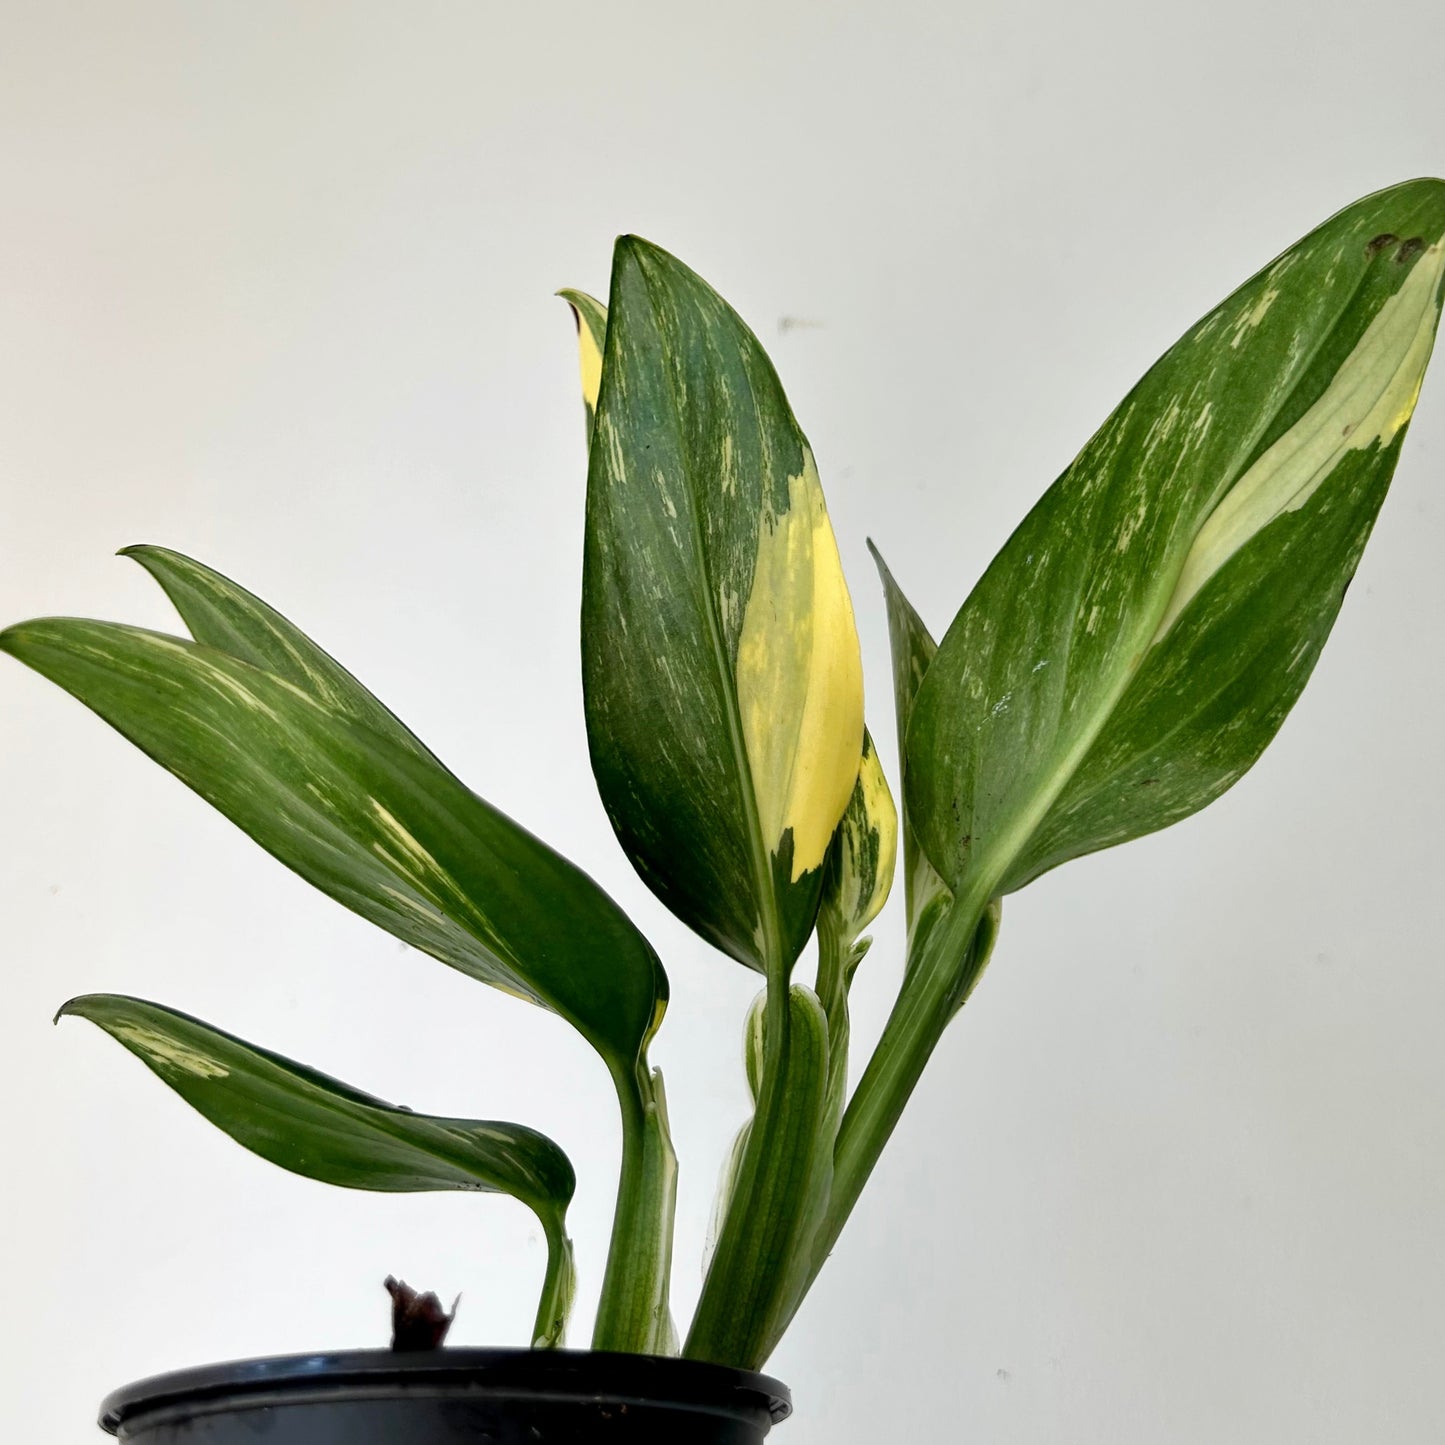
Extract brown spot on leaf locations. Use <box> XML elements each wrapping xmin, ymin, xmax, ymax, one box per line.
<box><xmin>385</xmin><ymin>1276</ymin><xmax>459</xmax><ymax>1351</ymax></box>
<box><xmin>1397</xmin><ymin>237</ymin><xmax>1425</xmax><ymax>264</ymax></box>
<box><xmin>1366</xmin><ymin>233</ymin><xmax>1400</xmax><ymax>257</ymax></box>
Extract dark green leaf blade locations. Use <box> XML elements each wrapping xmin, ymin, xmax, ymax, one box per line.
<box><xmin>1</xmin><ymin>619</ymin><xmax>664</xmax><ymax>1067</ymax></box>
<box><xmin>908</xmin><ymin>179</ymin><xmax>1445</xmax><ymax>913</ymax></box>
<box><xmin>58</xmin><ymin>993</ymin><xmax>575</xmax><ymax>1212</ymax></box>
<box><xmin>583</xmin><ymin>236</ymin><xmax>864</xmax><ymax>978</ymax></box>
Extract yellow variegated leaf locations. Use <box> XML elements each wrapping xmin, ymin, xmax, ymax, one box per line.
<box><xmin>818</xmin><ymin>729</ymin><xmax>897</xmax><ymax>950</ymax></box>
<box><xmin>582</xmin><ymin>236</ymin><xmax>864</xmax><ymax>978</ymax></box>
<box><xmin>559</xmin><ymin>288</ymin><xmax>607</xmax><ymax>439</ymax></box>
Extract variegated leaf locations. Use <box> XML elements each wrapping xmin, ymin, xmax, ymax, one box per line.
<box><xmin>583</xmin><ymin>236</ymin><xmax>863</xmax><ymax>978</ymax></box>
<box><xmin>1</xmin><ymin>603</ymin><xmax>665</xmax><ymax>1070</ymax></box>
<box><xmin>908</xmin><ymin>178</ymin><xmax>1445</xmax><ymax>930</ymax></box>
<box><xmin>60</xmin><ymin>993</ymin><xmax>576</xmax><ymax>1209</ymax></box>
<box><xmin>61</xmin><ymin>992</ymin><xmax>579</xmax><ymax>1346</ymax></box>
<box><xmin>559</xmin><ymin>287</ymin><xmax>607</xmax><ymax>441</ymax></box>
<box><xmin>818</xmin><ymin>730</ymin><xmax>897</xmax><ymax>957</ymax></box>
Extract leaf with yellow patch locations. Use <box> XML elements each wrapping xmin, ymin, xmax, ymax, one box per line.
<box><xmin>583</xmin><ymin>236</ymin><xmax>863</xmax><ymax>979</ymax></box>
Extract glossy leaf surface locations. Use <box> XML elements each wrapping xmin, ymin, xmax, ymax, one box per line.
<box><xmin>908</xmin><ymin>179</ymin><xmax>1445</xmax><ymax>910</ymax></box>
<box><xmin>59</xmin><ymin>994</ymin><xmax>575</xmax><ymax>1213</ymax></box>
<box><xmin>2</xmin><ymin>592</ymin><xmax>664</xmax><ymax>1069</ymax></box>
<box><xmin>583</xmin><ymin>237</ymin><xmax>863</xmax><ymax>977</ymax></box>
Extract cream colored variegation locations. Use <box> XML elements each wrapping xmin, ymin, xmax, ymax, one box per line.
<box><xmin>560</xmin><ymin>288</ymin><xmax>607</xmax><ymax>425</ymax></box>
<box><xmin>829</xmin><ymin>740</ymin><xmax>897</xmax><ymax>941</ymax></box>
<box><xmin>735</xmin><ymin>449</ymin><xmax>864</xmax><ymax>882</ymax></box>
<box><xmin>1157</xmin><ymin>240</ymin><xmax>1445</xmax><ymax>640</ymax></box>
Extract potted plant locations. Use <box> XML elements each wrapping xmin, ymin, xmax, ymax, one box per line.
<box><xmin>4</xmin><ymin>177</ymin><xmax>1442</xmax><ymax>1441</ymax></box>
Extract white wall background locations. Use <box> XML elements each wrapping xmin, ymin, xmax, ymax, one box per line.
<box><xmin>2</xmin><ymin>2</ymin><xmax>1444</xmax><ymax>1440</ymax></box>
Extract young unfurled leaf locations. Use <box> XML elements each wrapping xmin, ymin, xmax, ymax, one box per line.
<box><xmin>818</xmin><ymin>731</ymin><xmax>897</xmax><ymax>960</ymax></box>
<box><xmin>2</xmin><ymin>576</ymin><xmax>666</xmax><ymax>1071</ymax></box>
<box><xmin>560</xmin><ymin>288</ymin><xmax>607</xmax><ymax>441</ymax></box>
<box><xmin>582</xmin><ymin>237</ymin><xmax>864</xmax><ymax>979</ymax></box>
<box><xmin>907</xmin><ymin>179</ymin><xmax>1445</xmax><ymax>929</ymax></box>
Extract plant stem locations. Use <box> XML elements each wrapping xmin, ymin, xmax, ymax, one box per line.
<box><xmin>531</xmin><ymin>1212</ymin><xmax>576</xmax><ymax>1348</ymax></box>
<box><xmin>685</xmin><ymin>963</ymin><xmax>823</xmax><ymax>1367</ymax></box>
<box><xmin>805</xmin><ymin>884</ymin><xmax>993</xmax><ymax>1291</ymax></box>
<box><xmin>591</xmin><ymin>1057</ymin><xmax>678</xmax><ymax>1354</ymax></box>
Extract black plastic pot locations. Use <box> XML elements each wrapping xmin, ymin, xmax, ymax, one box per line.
<box><xmin>99</xmin><ymin>1348</ymin><xmax>792</xmax><ymax>1443</ymax></box>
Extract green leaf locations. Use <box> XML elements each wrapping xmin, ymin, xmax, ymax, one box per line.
<box><xmin>1</xmin><ymin>604</ymin><xmax>665</xmax><ymax>1071</ymax></box>
<box><xmin>59</xmin><ymin>993</ymin><xmax>575</xmax><ymax>1207</ymax></box>
<box><xmin>685</xmin><ymin>983</ymin><xmax>830</xmax><ymax>1369</ymax></box>
<box><xmin>908</xmin><ymin>178</ymin><xmax>1445</xmax><ymax>922</ymax></box>
<box><xmin>582</xmin><ymin>236</ymin><xmax>864</xmax><ymax>979</ymax></box>
<box><xmin>559</xmin><ymin>288</ymin><xmax>607</xmax><ymax>441</ymax></box>
<box><xmin>60</xmin><ymin>992</ymin><xmax>579</xmax><ymax>1347</ymax></box>
<box><xmin>868</xmin><ymin>544</ymin><xmax>951</xmax><ymax>969</ymax></box>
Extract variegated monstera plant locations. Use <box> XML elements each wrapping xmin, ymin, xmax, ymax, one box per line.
<box><xmin>5</xmin><ymin>179</ymin><xmax>1444</xmax><ymax>1370</ymax></box>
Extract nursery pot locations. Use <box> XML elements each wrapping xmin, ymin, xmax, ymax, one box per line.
<box><xmin>98</xmin><ymin>1348</ymin><xmax>792</xmax><ymax>1443</ymax></box>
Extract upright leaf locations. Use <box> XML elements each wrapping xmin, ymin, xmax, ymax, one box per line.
<box><xmin>559</xmin><ymin>288</ymin><xmax>608</xmax><ymax>441</ymax></box>
<box><xmin>60</xmin><ymin>993</ymin><xmax>578</xmax><ymax>1346</ymax></box>
<box><xmin>1</xmin><ymin>609</ymin><xmax>664</xmax><ymax>1071</ymax></box>
<box><xmin>583</xmin><ymin>237</ymin><xmax>864</xmax><ymax>978</ymax></box>
<box><xmin>908</xmin><ymin>179</ymin><xmax>1445</xmax><ymax>922</ymax></box>
<box><xmin>868</xmin><ymin>544</ymin><xmax>952</xmax><ymax>967</ymax></box>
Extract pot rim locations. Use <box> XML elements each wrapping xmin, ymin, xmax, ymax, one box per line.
<box><xmin>99</xmin><ymin>1347</ymin><xmax>792</xmax><ymax>1434</ymax></box>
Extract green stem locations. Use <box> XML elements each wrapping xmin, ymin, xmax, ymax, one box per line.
<box><xmin>530</xmin><ymin>1211</ymin><xmax>577</xmax><ymax>1348</ymax></box>
<box><xmin>684</xmin><ymin>959</ymin><xmax>820</xmax><ymax>1364</ymax></box>
<box><xmin>591</xmin><ymin>1057</ymin><xmax>678</xmax><ymax>1354</ymax></box>
<box><xmin>805</xmin><ymin>882</ymin><xmax>995</xmax><ymax>1292</ymax></box>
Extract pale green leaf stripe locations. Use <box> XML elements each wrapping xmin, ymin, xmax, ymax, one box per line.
<box><xmin>0</xmin><ymin>618</ymin><xmax>663</xmax><ymax>1067</ymax></box>
<box><xmin>59</xmin><ymin>993</ymin><xmax>575</xmax><ymax>1211</ymax></box>
<box><xmin>908</xmin><ymin>179</ymin><xmax>1445</xmax><ymax>910</ymax></box>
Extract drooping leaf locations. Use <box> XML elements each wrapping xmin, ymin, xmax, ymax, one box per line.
<box><xmin>559</xmin><ymin>288</ymin><xmax>607</xmax><ymax>441</ymax></box>
<box><xmin>583</xmin><ymin>236</ymin><xmax>864</xmax><ymax>978</ymax></box>
<box><xmin>907</xmin><ymin>179</ymin><xmax>1445</xmax><ymax>926</ymax></box>
<box><xmin>58</xmin><ymin>993</ymin><xmax>575</xmax><ymax>1211</ymax></box>
<box><xmin>61</xmin><ymin>992</ymin><xmax>580</xmax><ymax>1347</ymax></box>
<box><xmin>1</xmin><ymin>611</ymin><xmax>664</xmax><ymax>1069</ymax></box>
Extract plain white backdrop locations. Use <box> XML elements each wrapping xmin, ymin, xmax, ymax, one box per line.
<box><xmin>3</xmin><ymin>2</ymin><xmax>1444</xmax><ymax>1440</ymax></box>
